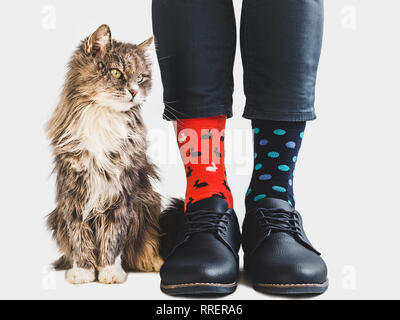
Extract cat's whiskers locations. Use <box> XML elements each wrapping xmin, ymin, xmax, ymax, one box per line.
<box><xmin>164</xmin><ymin>102</ymin><xmax>189</xmax><ymax>125</ymax></box>
<box><xmin>157</xmin><ymin>55</ymin><xmax>174</xmax><ymax>62</ymax></box>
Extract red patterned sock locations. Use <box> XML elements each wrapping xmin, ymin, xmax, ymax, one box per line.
<box><xmin>175</xmin><ymin>116</ymin><xmax>233</xmax><ymax>210</ymax></box>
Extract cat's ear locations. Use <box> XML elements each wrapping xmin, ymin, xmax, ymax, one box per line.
<box><xmin>84</xmin><ymin>24</ymin><xmax>112</xmax><ymax>58</ymax></box>
<box><xmin>137</xmin><ymin>36</ymin><xmax>155</xmax><ymax>56</ymax></box>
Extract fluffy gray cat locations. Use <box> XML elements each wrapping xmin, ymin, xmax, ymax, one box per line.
<box><xmin>46</xmin><ymin>25</ymin><xmax>163</xmax><ymax>284</ymax></box>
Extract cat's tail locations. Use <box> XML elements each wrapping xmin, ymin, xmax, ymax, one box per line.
<box><xmin>159</xmin><ymin>198</ymin><xmax>185</xmax><ymax>259</ymax></box>
<box><xmin>52</xmin><ymin>255</ymin><xmax>72</xmax><ymax>270</ymax></box>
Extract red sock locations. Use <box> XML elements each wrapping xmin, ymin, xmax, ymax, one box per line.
<box><xmin>175</xmin><ymin>116</ymin><xmax>233</xmax><ymax>210</ymax></box>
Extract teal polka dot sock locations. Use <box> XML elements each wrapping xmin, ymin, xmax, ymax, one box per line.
<box><xmin>246</xmin><ymin>120</ymin><xmax>306</xmax><ymax>209</ymax></box>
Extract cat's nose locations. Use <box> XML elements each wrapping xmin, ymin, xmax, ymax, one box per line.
<box><xmin>129</xmin><ymin>89</ymin><xmax>138</xmax><ymax>98</ymax></box>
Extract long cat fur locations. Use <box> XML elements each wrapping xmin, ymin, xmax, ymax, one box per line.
<box><xmin>46</xmin><ymin>25</ymin><xmax>163</xmax><ymax>284</ymax></box>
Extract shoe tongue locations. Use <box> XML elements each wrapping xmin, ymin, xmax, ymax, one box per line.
<box><xmin>255</xmin><ymin>198</ymin><xmax>294</xmax><ymax>211</ymax></box>
<box><xmin>186</xmin><ymin>197</ymin><xmax>229</xmax><ymax>213</ymax></box>
<box><xmin>254</xmin><ymin>198</ymin><xmax>296</xmax><ymax>232</ymax></box>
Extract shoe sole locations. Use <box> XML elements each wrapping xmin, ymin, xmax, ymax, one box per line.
<box><xmin>160</xmin><ymin>282</ymin><xmax>237</xmax><ymax>296</ymax></box>
<box><xmin>253</xmin><ymin>280</ymin><xmax>329</xmax><ymax>295</ymax></box>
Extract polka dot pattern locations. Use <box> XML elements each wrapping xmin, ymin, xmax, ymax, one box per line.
<box><xmin>268</xmin><ymin>152</ymin><xmax>280</xmax><ymax>158</ymax></box>
<box><xmin>254</xmin><ymin>194</ymin><xmax>267</xmax><ymax>202</ymax></box>
<box><xmin>273</xmin><ymin>186</ymin><xmax>287</xmax><ymax>193</ymax></box>
<box><xmin>246</xmin><ymin>188</ymin><xmax>252</xmax><ymax>197</ymax></box>
<box><xmin>246</xmin><ymin>120</ymin><xmax>306</xmax><ymax>209</ymax></box>
<box><xmin>274</xmin><ymin>129</ymin><xmax>287</xmax><ymax>136</ymax></box>
<box><xmin>278</xmin><ymin>165</ymin><xmax>290</xmax><ymax>172</ymax></box>
<box><xmin>259</xmin><ymin>174</ymin><xmax>272</xmax><ymax>181</ymax></box>
<box><xmin>286</xmin><ymin>141</ymin><xmax>296</xmax><ymax>149</ymax></box>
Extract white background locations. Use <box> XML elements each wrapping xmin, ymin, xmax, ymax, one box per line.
<box><xmin>0</xmin><ymin>0</ymin><xmax>399</xmax><ymax>300</ymax></box>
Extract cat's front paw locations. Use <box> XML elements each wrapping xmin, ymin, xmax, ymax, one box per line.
<box><xmin>151</xmin><ymin>255</ymin><xmax>164</xmax><ymax>272</ymax></box>
<box><xmin>98</xmin><ymin>264</ymin><xmax>127</xmax><ymax>284</ymax></box>
<box><xmin>65</xmin><ymin>267</ymin><xmax>96</xmax><ymax>285</ymax></box>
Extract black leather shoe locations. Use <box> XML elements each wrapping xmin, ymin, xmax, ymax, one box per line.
<box><xmin>242</xmin><ymin>198</ymin><xmax>328</xmax><ymax>295</ymax></box>
<box><xmin>160</xmin><ymin>197</ymin><xmax>241</xmax><ymax>295</ymax></box>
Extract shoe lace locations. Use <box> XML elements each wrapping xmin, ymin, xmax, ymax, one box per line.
<box><xmin>184</xmin><ymin>210</ymin><xmax>230</xmax><ymax>237</ymax></box>
<box><xmin>255</xmin><ymin>208</ymin><xmax>302</xmax><ymax>236</ymax></box>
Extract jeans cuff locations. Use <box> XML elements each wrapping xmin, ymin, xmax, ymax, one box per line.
<box><xmin>163</xmin><ymin>103</ymin><xmax>233</xmax><ymax>121</ymax></box>
<box><xmin>243</xmin><ymin>105</ymin><xmax>317</xmax><ymax>122</ymax></box>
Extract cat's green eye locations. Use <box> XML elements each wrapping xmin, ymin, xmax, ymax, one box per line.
<box><xmin>137</xmin><ymin>74</ymin><xmax>144</xmax><ymax>84</ymax></box>
<box><xmin>110</xmin><ymin>69</ymin><xmax>122</xmax><ymax>79</ymax></box>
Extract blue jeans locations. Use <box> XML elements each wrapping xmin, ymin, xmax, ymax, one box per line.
<box><xmin>152</xmin><ymin>0</ymin><xmax>324</xmax><ymax>122</ymax></box>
